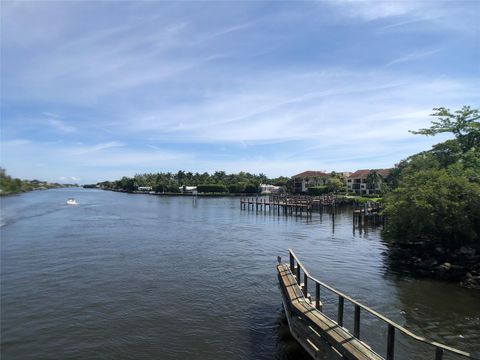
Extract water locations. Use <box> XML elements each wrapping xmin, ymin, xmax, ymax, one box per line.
<box><xmin>1</xmin><ymin>189</ymin><xmax>479</xmax><ymax>359</ymax></box>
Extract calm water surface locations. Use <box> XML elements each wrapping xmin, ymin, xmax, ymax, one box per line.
<box><xmin>1</xmin><ymin>189</ymin><xmax>479</xmax><ymax>359</ymax></box>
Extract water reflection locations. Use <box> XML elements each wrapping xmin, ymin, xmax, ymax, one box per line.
<box><xmin>1</xmin><ymin>189</ymin><xmax>478</xmax><ymax>360</ymax></box>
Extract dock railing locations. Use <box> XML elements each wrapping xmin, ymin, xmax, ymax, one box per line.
<box><xmin>288</xmin><ymin>249</ymin><xmax>476</xmax><ymax>360</ymax></box>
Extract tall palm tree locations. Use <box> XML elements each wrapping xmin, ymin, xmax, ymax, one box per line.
<box><xmin>366</xmin><ymin>170</ymin><xmax>381</xmax><ymax>190</ymax></box>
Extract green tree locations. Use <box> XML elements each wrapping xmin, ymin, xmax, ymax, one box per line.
<box><xmin>384</xmin><ymin>106</ymin><xmax>480</xmax><ymax>249</ymax></box>
<box><xmin>366</xmin><ymin>171</ymin><xmax>380</xmax><ymax>190</ymax></box>
<box><xmin>119</xmin><ymin>176</ymin><xmax>136</xmax><ymax>191</ymax></box>
<box><xmin>244</xmin><ymin>183</ymin><xmax>260</xmax><ymax>194</ymax></box>
<box><xmin>326</xmin><ymin>177</ymin><xmax>344</xmax><ymax>193</ymax></box>
<box><xmin>383</xmin><ymin>168</ymin><xmax>480</xmax><ymax>247</ymax></box>
<box><xmin>410</xmin><ymin>106</ymin><xmax>479</xmax><ymax>151</ymax></box>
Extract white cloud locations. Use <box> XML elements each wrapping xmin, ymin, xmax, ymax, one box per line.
<box><xmin>119</xmin><ymin>71</ymin><xmax>478</xmax><ymax>146</ymax></box>
<box><xmin>329</xmin><ymin>0</ymin><xmax>420</xmax><ymax>21</ymax></box>
<box><xmin>69</xmin><ymin>141</ymin><xmax>125</xmax><ymax>155</ymax></box>
<box><xmin>48</xmin><ymin>118</ymin><xmax>77</xmax><ymax>133</ymax></box>
<box><xmin>1</xmin><ymin>2</ymin><xmax>478</xmax><ymax>182</ymax></box>
<box><xmin>1</xmin><ymin>139</ymin><xmax>32</xmax><ymax>147</ymax></box>
<box><xmin>386</xmin><ymin>48</ymin><xmax>442</xmax><ymax>67</ymax></box>
<box><xmin>1</xmin><ymin>139</ymin><xmax>194</xmax><ymax>182</ymax></box>
<box><xmin>326</xmin><ymin>0</ymin><xmax>478</xmax><ymax>33</ymax></box>
<box><xmin>59</xmin><ymin>176</ymin><xmax>80</xmax><ymax>182</ymax></box>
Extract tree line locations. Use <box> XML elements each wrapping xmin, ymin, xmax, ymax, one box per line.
<box><xmin>88</xmin><ymin>171</ymin><xmax>291</xmax><ymax>194</ymax></box>
<box><xmin>0</xmin><ymin>168</ymin><xmax>77</xmax><ymax>195</ymax></box>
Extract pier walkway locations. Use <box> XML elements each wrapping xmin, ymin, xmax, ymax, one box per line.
<box><xmin>241</xmin><ymin>195</ymin><xmax>336</xmax><ymax>216</ymax></box>
<box><xmin>278</xmin><ymin>249</ymin><xmax>477</xmax><ymax>360</ymax></box>
<box><xmin>241</xmin><ymin>195</ymin><xmax>384</xmax><ymax>227</ymax></box>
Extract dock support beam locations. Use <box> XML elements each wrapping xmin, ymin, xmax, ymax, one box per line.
<box><xmin>315</xmin><ymin>283</ymin><xmax>321</xmax><ymax>310</ymax></box>
<box><xmin>337</xmin><ymin>296</ymin><xmax>344</xmax><ymax>327</ymax></box>
<box><xmin>354</xmin><ymin>304</ymin><xmax>361</xmax><ymax>339</ymax></box>
<box><xmin>386</xmin><ymin>324</ymin><xmax>395</xmax><ymax>360</ymax></box>
<box><xmin>435</xmin><ymin>348</ymin><xmax>444</xmax><ymax>360</ymax></box>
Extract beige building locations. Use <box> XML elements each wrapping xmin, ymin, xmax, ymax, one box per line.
<box><xmin>291</xmin><ymin>171</ymin><xmax>330</xmax><ymax>193</ymax></box>
<box><xmin>347</xmin><ymin>169</ymin><xmax>391</xmax><ymax>195</ymax></box>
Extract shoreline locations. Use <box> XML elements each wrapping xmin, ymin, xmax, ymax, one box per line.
<box><xmin>92</xmin><ymin>188</ymin><xmax>373</xmax><ymax>204</ymax></box>
<box><xmin>0</xmin><ymin>185</ymin><xmax>79</xmax><ymax>197</ymax></box>
<box><xmin>100</xmin><ymin>188</ymin><xmax>254</xmax><ymax>197</ymax></box>
<box><xmin>386</xmin><ymin>240</ymin><xmax>480</xmax><ymax>290</ymax></box>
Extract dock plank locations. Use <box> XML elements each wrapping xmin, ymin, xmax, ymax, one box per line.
<box><xmin>278</xmin><ymin>263</ymin><xmax>383</xmax><ymax>360</ymax></box>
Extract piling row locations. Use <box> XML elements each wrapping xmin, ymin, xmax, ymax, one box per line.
<box><xmin>352</xmin><ymin>201</ymin><xmax>384</xmax><ymax>227</ymax></box>
<box><xmin>240</xmin><ymin>196</ymin><xmax>315</xmax><ymax>217</ymax></box>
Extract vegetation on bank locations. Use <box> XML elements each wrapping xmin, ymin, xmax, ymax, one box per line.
<box><xmin>383</xmin><ymin>106</ymin><xmax>479</xmax><ymax>247</ymax></box>
<box><xmin>306</xmin><ymin>176</ymin><xmax>344</xmax><ymax>195</ymax></box>
<box><xmin>87</xmin><ymin>171</ymin><xmax>291</xmax><ymax>194</ymax></box>
<box><xmin>382</xmin><ymin>106</ymin><xmax>480</xmax><ymax>287</ymax></box>
<box><xmin>0</xmin><ymin>168</ymin><xmax>77</xmax><ymax>195</ymax></box>
<box><xmin>88</xmin><ymin>170</ymin><xmax>352</xmax><ymax>196</ymax></box>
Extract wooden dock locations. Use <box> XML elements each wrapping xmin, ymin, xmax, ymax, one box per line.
<box><xmin>353</xmin><ymin>202</ymin><xmax>384</xmax><ymax>227</ymax></box>
<box><xmin>278</xmin><ymin>249</ymin><xmax>477</xmax><ymax>360</ymax></box>
<box><xmin>240</xmin><ymin>195</ymin><xmax>337</xmax><ymax>216</ymax></box>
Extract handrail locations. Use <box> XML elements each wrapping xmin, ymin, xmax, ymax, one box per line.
<box><xmin>288</xmin><ymin>249</ymin><xmax>477</xmax><ymax>360</ymax></box>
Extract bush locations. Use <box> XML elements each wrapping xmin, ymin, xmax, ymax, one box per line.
<box><xmin>356</xmin><ymin>197</ymin><xmax>382</xmax><ymax>204</ymax></box>
<box><xmin>326</xmin><ymin>177</ymin><xmax>345</xmax><ymax>193</ymax></box>
<box><xmin>363</xmin><ymin>193</ymin><xmax>383</xmax><ymax>198</ymax></box>
<box><xmin>244</xmin><ymin>183</ymin><xmax>260</xmax><ymax>194</ymax></box>
<box><xmin>307</xmin><ymin>186</ymin><xmax>328</xmax><ymax>196</ymax></box>
<box><xmin>197</xmin><ymin>184</ymin><xmax>228</xmax><ymax>193</ymax></box>
<box><xmin>228</xmin><ymin>184</ymin><xmax>241</xmax><ymax>193</ymax></box>
<box><xmin>383</xmin><ymin>167</ymin><xmax>480</xmax><ymax>248</ymax></box>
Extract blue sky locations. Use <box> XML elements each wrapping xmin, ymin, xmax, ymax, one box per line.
<box><xmin>1</xmin><ymin>1</ymin><xmax>479</xmax><ymax>184</ymax></box>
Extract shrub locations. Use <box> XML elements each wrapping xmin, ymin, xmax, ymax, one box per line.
<box><xmin>244</xmin><ymin>183</ymin><xmax>260</xmax><ymax>194</ymax></box>
<box><xmin>307</xmin><ymin>186</ymin><xmax>328</xmax><ymax>196</ymax></box>
<box><xmin>228</xmin><ymin>184</ymin><xmax>241</xmax><ymax>193</ymax></box>
<box><xmin>197</xmin><ymin>184</ymin><xmax>228</xmax><ymax>193</ymax></box>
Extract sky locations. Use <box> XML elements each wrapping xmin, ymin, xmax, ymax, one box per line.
<box><xmin>1</xmin><ymin>1</ymin><xmax>479</xmax><ymax>184</ymax></box>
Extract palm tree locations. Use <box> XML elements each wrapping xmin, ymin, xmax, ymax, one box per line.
<box><xmin>366</xmin><ymin>170</ymin><xmax>381</xmax><ymax>191</ymax></box>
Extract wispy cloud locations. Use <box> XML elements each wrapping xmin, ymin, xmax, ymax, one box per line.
<box><xmin>47</xmin><ymin>118</ymin><xmax>76</xmax><ymax>133</ymax></box>
<box><xmin>386</xmin><ymin>48</ymin><xmax>442</xmax><ymax>67</ymax></box>
<box><xmin>1</xmin><ymin>1</ymin><xmax>478</xmax><ymax>183</ymax></box>
<box><xmin>381</xmin><ymin>16</ymin><xmax>439</xmax><ymax>30</ymax></box>
<box><xmin>70</xmin><ymin>141</ymin><xmax>125</xmax><ymax>155</ymax></box>
<box><xmin>329</xmin><ymin>0</ymin><xmax>420</xmax><ymax>21</ymax></box>
<box><xmin>59</xmin><ymin>176</ymin><xmax>80</xmax><ymax>182</ymax></box>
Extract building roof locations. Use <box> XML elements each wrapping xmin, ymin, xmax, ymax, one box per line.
<box><xmin>292</xmin><ymin>171</ymin><xmax>329</xmax><ymax>178</ymax></box>
<box><xmin>348</xmin><ymin>169</ymin><xmax>391</xmax><ymax>179</ymax></box>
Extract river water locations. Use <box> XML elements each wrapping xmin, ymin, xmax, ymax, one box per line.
<box><xmin>1</xmin><ymin>188</ymin><xmax>479</xmax><ymax>360</ymax></box>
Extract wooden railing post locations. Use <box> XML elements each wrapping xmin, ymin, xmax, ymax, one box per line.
<box><xmin>435</xmin><ymin>348</ymin><xmax>443</xmax><ymax>360</ymax></box>
<box><xmin>387</xmin><ymin>324</ymin><xmax>395</xmax><ymax>360</ymax></box>
<box><xmin>303</xmin><ymin>272</ymin><xmax>308</xmax><ymax>297</ymax></box>
<box><xmin>296</xmin><ymin>264</ymin><xmax>301</xmax><ymax>285</ymax></box>
<box><xmin>285</xmin><ymin>250</ymin><xmax>470</xmax><ymax>360</ymax></box>
<box><xmin>337</xmin><ymin>296</ymin><xmax>344</xmax><ymax>327</ymax></box>
<box><xmin>354</xmin><ymin>304</ymin><xmax>360</xmax><ymax>339</ymax></box>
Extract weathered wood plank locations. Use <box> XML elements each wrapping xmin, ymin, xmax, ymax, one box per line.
<box><xmin>278</xmin><ymin>263</ymin><xmax>383</xmax><ymax>360</ymax></box>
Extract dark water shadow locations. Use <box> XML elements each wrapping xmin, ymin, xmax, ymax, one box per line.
<box><xmin>246</xmin><ymin>303</ymin><xmax>311</xmax><ymax>360</ymax></box>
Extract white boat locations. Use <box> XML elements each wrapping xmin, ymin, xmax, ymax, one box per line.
<box><xmin>66</xmin><ymin>198</ymin><xmax>78</xmax><ymax>205</ymax></box>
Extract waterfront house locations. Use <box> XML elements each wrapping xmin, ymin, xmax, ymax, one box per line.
<box><xmin>179</xmin><ymin>185</ymin><xmax>197</xmax><ymax>194</ymax></box>
<box><xmin>260</xmin><ymin>184</ymin><xmax>282</xmax><ymax>195</ymax></box>
<box><xmin>346</xmin><ymin>169</ymin><xmax>390</xmax><ymax>195</ymax></box>
<box><xmin>138</xmin><ymin>186</ymin><xmax>153</xmax><ymax>192</ymax></box>
<box><xmin>291</xmin><ymin>171</ymin><xmax>329</xmax><ymax>193</ymax></box>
